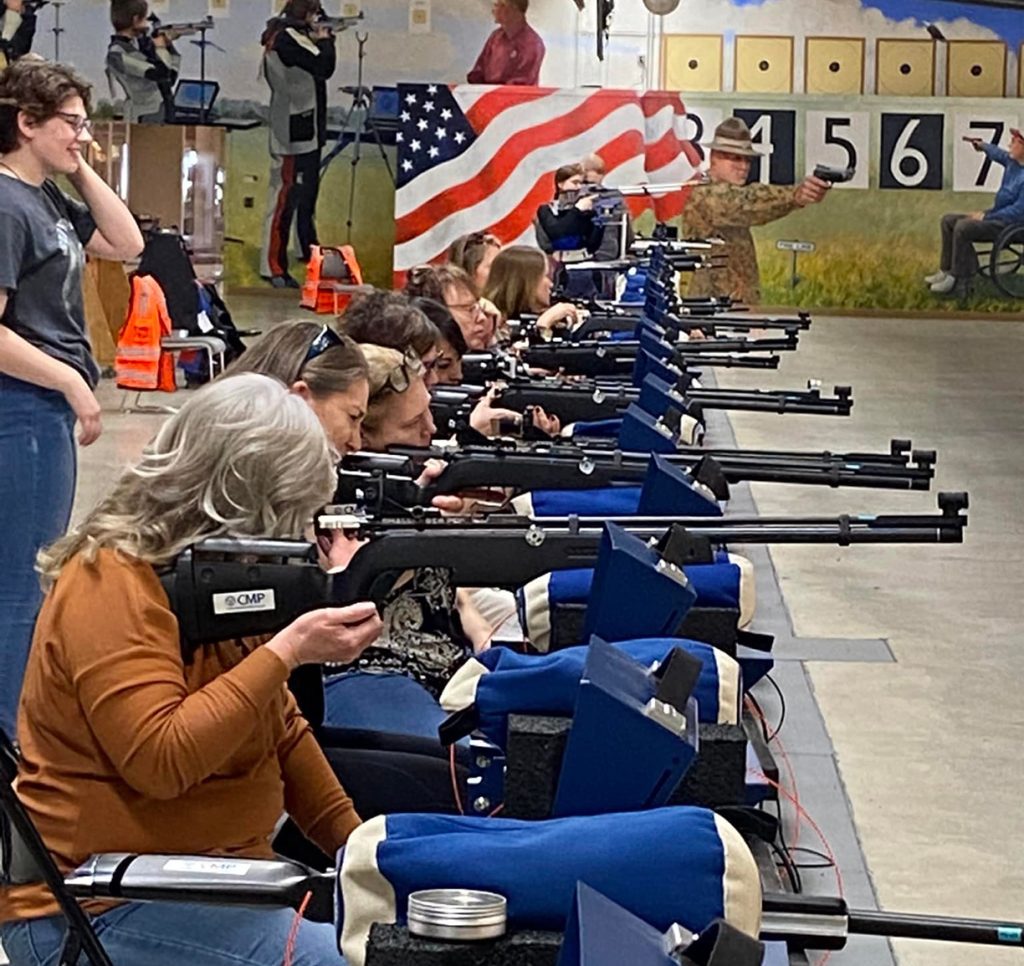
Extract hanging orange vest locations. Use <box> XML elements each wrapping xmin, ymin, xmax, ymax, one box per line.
<box><xmin>300</xmin><ymin>244</ymin><xmax>364</xmax><ymax>314</ymax></box>
<box><xmin>115</xmin><ymin>274</ymin><xmax>176</xmax><ymax>392</ymax></box>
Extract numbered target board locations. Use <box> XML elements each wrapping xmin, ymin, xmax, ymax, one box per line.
<box><xmin>952</xmin><ymin>112</ymin><xmax>1021</xmax><ymax>192</ymax></box>
<box><xmin>734</xmin><ymin>109</ymin><xmax>797</xmax><ymax>186</ymax></box>
<box><xmin>679</xmin><ymin>105</ymin><xmax>724</xmax><ymax>164</ymax></box>
<box><xmin>804</xmin><ymin>111</ymin><xmax>869</xmax><ymax>188</ymax></box>
<box><xmin>879</xmin><ymin>113</ymin><xmax>943</xmax><ymax>190</ymax></box>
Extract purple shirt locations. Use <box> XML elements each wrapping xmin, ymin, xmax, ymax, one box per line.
<box><xmin>467</xmin><ymin>21</ymin><xmax>545</xmax><ymax>86</ymax></box>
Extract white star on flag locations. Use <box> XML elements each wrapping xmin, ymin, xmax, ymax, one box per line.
<box><xmin>396</xmin><ymin>132</ymin><xmax>404</xmax><ymax>142</ymax></box>
<box><xmin>454</xmin><ymin>131</ymin><xmax>466</xmax><ymax>144</ymax></box>
<box><xmin>428</xmin><ymin>146</ymin><xmax>439</xmax><ymax>158</ymax></box>
<box><xmin>440</xmin><ymin>108</ymin><xmax>452</xmax><ymax>120</ymax></box>
<box><xmin>402</xmin><ymin>160</ymin><xmax>413</xmax><ymax>172</ymax></box>
<box><xmin>400</xmin><ymin>110</ymin><xmax>410</xmax><ymax>122</ymax></box>
<box><xmin>417</xmin><ymin>118</ymin><xmax>428</xmax><ymax>131</ymax></box>
<box><xmin>427</xmin><ymin>84</ymin><xmax>437</xmax><ymax>94</ymax></box>
<box><xmin>405</xmin><ymin>93</ymin><xmax>417</xmax><ymax>105</ymax></box>
<box><xmin>410</xmin><ymin>139</ymin><xmax>421</xmax><ymax>151</ymax></box>
<box><xmin>424</xmin><ymin>100</ymin><xmax>434</xmax><ymax>112</ymax></box>
<box><xmin>436</xmin><ymin>127</ymin><xmax>447</xmax><ymax>140</ymax></box>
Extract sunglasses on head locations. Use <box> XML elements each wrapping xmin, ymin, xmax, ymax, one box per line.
<box><xmin>302</xmin><ymin>324</ymin><xmax>344</xmax><ymax>368</ymax></box>
<box><xmin>381</xmin><ymin>348</ymin><xmax>425</xmax><ymax>394</ymax></box>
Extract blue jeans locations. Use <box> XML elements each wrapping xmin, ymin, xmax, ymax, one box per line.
<box><xmin>323</xmin><ymin>671</ymin><xmax>447</xmax><ymax>742</ymax></box>
<box><xmin>0</xmin><ymin>374</ymin><xmax>77</xmax><ymax>739</ymax></box>
<box><xmin>0</xmin><ymin>901</ymin><xmax>345</xmax><ymax>966</ymax></box>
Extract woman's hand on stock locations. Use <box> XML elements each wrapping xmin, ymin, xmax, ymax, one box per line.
<box><xmin>527</xmin><ymin>405</ymin><xmax>561</xmax><ymax>436</ymax></box>
<box><xmin>537</xmin><ymin>303</ymin><xmax>578</xmax><ymax>333</ymax></box>
<box><xmin>267</xmin><ymin>602</ymin><xmax>383</xmax><ymax>670</ymax></box>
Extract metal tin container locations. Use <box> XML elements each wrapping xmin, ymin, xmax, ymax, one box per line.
<box><xmin>407</xmin><ymin>889</ymin><xmax>508</xmax><ymax>942</ymax></box>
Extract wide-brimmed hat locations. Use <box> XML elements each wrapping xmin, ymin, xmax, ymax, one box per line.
<box><xmin>702</xmin><ymin>117</ymin><xmax>763</xmax><ymax>158</ymax></box>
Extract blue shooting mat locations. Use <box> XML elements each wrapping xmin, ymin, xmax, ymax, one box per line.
<box><xmin>337</xmin><ymin>807</ymin><xmax>762</xmax><ymax>966</ymax></box>
<box><xmin>518</xmin><ymin>559</ymin><xmax>752</xmax><ymax>653</ymax></box>
<box><xmin>438</xmin><ymin>636</ymin><xmax>740</xmax><ymax>748</ymax></box>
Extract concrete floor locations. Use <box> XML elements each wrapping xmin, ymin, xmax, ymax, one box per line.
<box><xmin>716</xmin><ymin>316</ymin><xmax>1024</xmax><ymax>966</ymax></box>
<box><xmin>8</xmin><ymin>301</ymin><xmax>1023</xmax><ymax>965</ymax></box>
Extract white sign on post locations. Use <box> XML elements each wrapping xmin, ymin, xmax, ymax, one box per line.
<box><xmin>804</xmin><ymin>111</ymin><xmax>869</xmax><ymax>189</ymax></box>
<box><xmin>952</xmin><ymin>111</ymin><xmax>1020</xmax><ymax>193</ymax></box>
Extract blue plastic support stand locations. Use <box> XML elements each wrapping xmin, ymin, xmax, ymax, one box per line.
<box><xmin>639</xmin><ymin>373</ymin><xmax>690</xmax><ymax>420</ymax></box>
<box><xmin>552</xmin><ymin>639</ymin><xmax>698</xmax><ymax>817</ymax></box>
<box><xmin>618</xmin><ymin>403</ymin><xmax>680</xmax><ymax>454</ymax></box>
<box><xmin>582</xmin><ymin>523</ymin><xmax>697</xmax><ymax>641</ymax></box>
<box><xmin>638</xmin><ymin>328</ymin><xmax>675</xmax><ymax>362</ymax></box>
<box><xmin>637</xmin><ymin>455</ymin><xmax>723</xmax><ymax>517</ymax></box>
<box><xmin>558</xmin><ymin>882</ymin><xmax>677</xmax><ymax>966</ymax></box>
<box><xmin>631</xmin><ymin>350</ymin><xmax>691</xmax><ymax>392</ymax></box>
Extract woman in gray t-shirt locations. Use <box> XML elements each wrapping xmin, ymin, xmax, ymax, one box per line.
<box><xmin>0</xmin><ymin>59</ymin><xmax>142</xmax><ymax>737</ymax></box>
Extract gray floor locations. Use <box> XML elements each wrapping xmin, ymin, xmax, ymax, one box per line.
<box><xmin>716</xmin><ymin>316</ymin><xmax>1024</xmax><ymax>966</ymax></box>
<box><xmin>8</xmin><ymin>303</ymin><xmax>1023</xmax><ymax>966</ymax></box>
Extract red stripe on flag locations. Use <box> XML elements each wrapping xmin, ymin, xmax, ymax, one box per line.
<box><xmin>395</xmin><ymin>92</ymin><xmax>631</xmax><ymax>245</ymax></box>
<box><xmin>645</xmin><ymin>127</ymin><xmax>687</xmax><ymax>175</ymax></box>
<box><xmin>641</xmin><ymin>91</ymin><xmax>684</xmax><ymax>118</ymax></box>
<box><xmin>464</xmin><ymin>86</ymin><xmax>555</xmax><ymax>133</ymax></box>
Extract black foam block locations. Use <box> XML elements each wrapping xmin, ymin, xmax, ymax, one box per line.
<box><xmin>365</xmin><ymin>923</ymin><xmax>562</xmax><ymax>966</ymax></box>
<box><xmin>503</xmin><ymin>715</ymin><xmax>748</xmax><ymax>816</ymax></box>
<box><xmin>671</xmin><ymin>722</ymin><xmax>747</xmax><ymax>808</ymax></box>
<box><xmin>503</xmin><ymin>715</ymin><xmax>570</xmax><ymax>820</ymax></box>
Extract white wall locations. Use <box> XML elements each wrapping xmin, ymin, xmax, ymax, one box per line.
<box><xmin>29</xmin><ymin>0</ymin><xmax>1018</xmax><ymax>105</ymax></box>
<box><xmin>37</xmin><ymin>0</ymin><xmax>661</xmax><ymax>103</ymax></box>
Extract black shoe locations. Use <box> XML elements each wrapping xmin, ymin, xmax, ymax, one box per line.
<box><xmin>268</xmin><ymin>274</ymin><xmax>300</xmax><ymax>290</ymax></box>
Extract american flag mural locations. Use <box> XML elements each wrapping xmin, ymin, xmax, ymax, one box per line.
<box><xmin>393</xmin><ymin>84</ymin><xmax>703</xmax><ymax>280</ymax></box>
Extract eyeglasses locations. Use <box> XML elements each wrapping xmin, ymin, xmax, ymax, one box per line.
<box><xmin>381</xmin><ymin>348</ymin><xmax>425</xmax><ymax>394</ymax></box>
<box><xmin>55</xmin><ymin>112</ymin><xmax>92</xmax><ymax>136</ymax></box>
<box><xmin>302</xmin><ymin>324</ymin><xmax>344</xmax><ymax>368</ymax></box>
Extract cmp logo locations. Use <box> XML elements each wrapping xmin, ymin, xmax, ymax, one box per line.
<box><xmin>212</xmin><ymin>589</ymin><xmax>277</xmax><ymax>616</ymax></box>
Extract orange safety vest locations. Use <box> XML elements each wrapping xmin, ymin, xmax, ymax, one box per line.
<box><xmin>300</xmin><ymin>244</ymin><xmax>363</xmax><ymax>314</ymax></box>
<box><xmin>115</xmin><ymin>274</ymin><xmax>176</xmax><ymax>392</ymax></box>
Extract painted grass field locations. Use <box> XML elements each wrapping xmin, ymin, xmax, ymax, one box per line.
<box><xmin>750</xmin><ymin>189</ymin><xmax>1023</xmax><ymax>313</ymax></box>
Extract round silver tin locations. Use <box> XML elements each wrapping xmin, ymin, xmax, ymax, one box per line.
<box><xmin>407</xmin><ymin>889</ymin><xmax>508</xmax><ymax>942</ymax></box>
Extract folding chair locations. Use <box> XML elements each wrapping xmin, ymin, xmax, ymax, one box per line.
<box><xmin>0</xmin><ymin>728</ymin><xmax>114</xmax><ymax>966</ymax></box>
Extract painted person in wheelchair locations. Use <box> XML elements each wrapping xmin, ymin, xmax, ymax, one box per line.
<box><xmin>0</xmin><ymin>374</ymin><xmax>383</xmax><ymax>966</ymax></box>
<box><xmin>927</xmin><ymin>128</ymin><xmax>1024</xmax><ymax>296</ymax></box>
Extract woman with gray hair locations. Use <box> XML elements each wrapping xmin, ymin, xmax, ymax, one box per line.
<box><xmin>1</xmin><ymin>373</ymin><xmax>382</xmax><ymax>966</ymax></box>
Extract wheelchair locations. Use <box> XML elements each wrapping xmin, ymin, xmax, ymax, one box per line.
<box><xmin>973</xmin><ymin>222</ymin><xmax>1024</xmax><ymax>299</ymax></box>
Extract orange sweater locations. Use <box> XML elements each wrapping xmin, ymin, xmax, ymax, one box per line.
<box><xmin>1</xmin><ymin>549</ymin><xmax>361</xmax><ymax>922</ymax></box>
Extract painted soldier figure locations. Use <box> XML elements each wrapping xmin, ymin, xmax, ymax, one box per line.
<box><xmin>683</xmin><ymin>117</ymin><xmax>830</xmax><ymax>305</ymax></box>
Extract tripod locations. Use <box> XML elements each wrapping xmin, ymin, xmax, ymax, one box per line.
<box><xmin>49</xmin><ymin>0</ymin><xmax>63</xmax><ymax>60</ymax></box>
<box><xmin>188</xmin><ymin>23</ymin><xmax>224</xmax><ymax>125</ymax></box>
<box><xmin>321</xmin><ymin>32</ymin><xmax>395</xmax><ymax>242</ymax></box>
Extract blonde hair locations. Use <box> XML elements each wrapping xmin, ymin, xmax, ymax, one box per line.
<box><xmin>38</xmin><ymin>374</ymin><xmax>336</xmax><ymax>583</ymax></box>
<box><xmin>359</xmin><ymin>343</ymin><xmax>426</xmax><ymax>438</ymax></box>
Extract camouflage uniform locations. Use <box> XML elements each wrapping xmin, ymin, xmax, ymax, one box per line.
<box><xmin>683</xmin><ymin>181</ymin><xmax>800</xmax><ymax>305</ymax></box>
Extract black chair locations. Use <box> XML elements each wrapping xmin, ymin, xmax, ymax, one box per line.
<box><xmin>0</xmin><ymin>728</ymin><xmax>114</xmax><ymax>966</ymax></box>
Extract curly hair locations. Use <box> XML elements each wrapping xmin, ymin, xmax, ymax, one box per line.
<box><xmin>338</xmin><ymin>289</ymin><xmax>439</xmax><ymax>359</ymax></box>
<box><xmin>0</xmin><ymin>58</ymin><xmax>92</xmax><ymax>154</ymax></box>
<box><xmin>403</xmin><ymin>263</ymin><xmax>477</xmax><ymax>303</ymax></box>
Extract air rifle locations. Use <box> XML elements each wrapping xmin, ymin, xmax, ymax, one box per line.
<box><xmin>66</xmin><ymin>853</ymin><xmax>1024</xmax><ymax>952</ymax></box>
<box><xmin>335</xmin><ymin>441</ymin><xmax>936</xmax><ymax>510</ymax></box>
<box><xmin>158</xmin><ymin>494</ymin><xmax>968</xmax><ymax>643</ymax></box>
